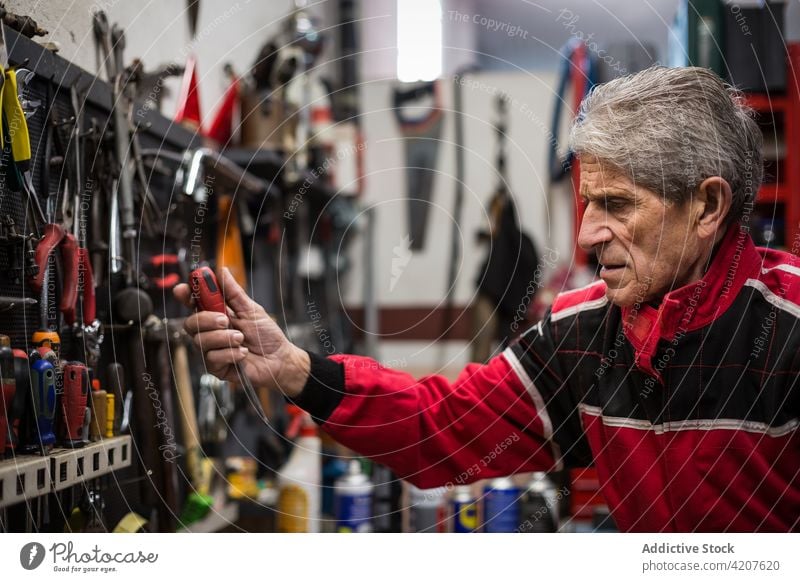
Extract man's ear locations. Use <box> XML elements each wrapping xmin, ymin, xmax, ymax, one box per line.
<box><xmin>695</xmin><ymin>177</ymin><xmax>733</xmax><ymax>241</ymax></box>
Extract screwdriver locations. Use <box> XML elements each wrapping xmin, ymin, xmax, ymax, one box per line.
<box><xmin>31</xmin><ymin>332</ymin><xmax>61</xmax><ymax>449</ymax></box>
<box><xmin>60</xmin><ymin>363</ymin><xmax>89</xmax><ymax>447</ymax></box>
<box><xmin>31</xmin><ymin>358</ymin><xmax>56</xmax><ymax>453</ymax></box>
<box><xmin>107</xmin><ymin>363</ymin><xmax>125</xmax><ymax>434</ymax></box>
<box><xmin>0</xmin><ymin>335</ymin><xmax>16</xmax><ymax>459</ymax></box>
<box><xmin>106</xmin><ymin>391</ymin><xmax>115</xmax><ymax>438</ymax></box>
<box><xmin>189</xmin><ymin>267</ymin><xmax>268</xmax><ymax>422</ymax></box>
<box><xmin>12</xmin><ymin>349</ymin><xmax>32</xmax><ymax>452</ymax></box>
<box><xmin>89</xmin><ymin>379</ymin><xmax>107</xmax><ymax>442</ymax></box>
<box><xmin>32</xmin><ymin>330</ymin><xmax>61</xmax><ymax>358</ymax></box>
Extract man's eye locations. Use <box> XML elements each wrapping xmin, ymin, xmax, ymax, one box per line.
<box><xmin>604</xmin><ymin>199</ymin><xmax>626</xmax><ymax>210</ymax></box>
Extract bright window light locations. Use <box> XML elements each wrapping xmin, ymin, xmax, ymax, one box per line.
<box><xmin>397</xmin><ymin>0</ymin><xmax>442</xmax><ymax>82</ymax></box>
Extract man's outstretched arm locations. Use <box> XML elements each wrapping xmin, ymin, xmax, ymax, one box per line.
<box><xmin>175</xmin><ymin>268</ymin><xmax>570</xmax><ymax>488</ymax></box>
<box><xmin>292</xmin><ymin>349</ymin><xmax>563</xmax><ymax>488</ymax></box>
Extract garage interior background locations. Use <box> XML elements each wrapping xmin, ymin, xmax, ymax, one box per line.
<box><xmin>0</xmin><ymin>0</ymin><xmax>797</xmax><ymax>533</ymax></box>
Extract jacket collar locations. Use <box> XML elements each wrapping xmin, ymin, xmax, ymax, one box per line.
<box><xmin>619</xmin><ymin>224</ymin><xmax>760</xmax><ymax>378</ymax></box>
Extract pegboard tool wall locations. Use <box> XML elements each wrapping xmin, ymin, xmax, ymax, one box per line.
<box><xmin>0</xmin><ymin>73</ymin><xmax>69</xmax><ymax>348</ymax></box>
<box><xmin>0</xmin><ymin>24</ymin><xmax>198</xmax><ymax>352</ymax></box>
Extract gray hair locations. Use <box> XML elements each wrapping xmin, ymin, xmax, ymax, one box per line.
<box><xmin>569</xmin><ymin>66</ymin><xmax>762</xmax><ymax>223</ymax></box>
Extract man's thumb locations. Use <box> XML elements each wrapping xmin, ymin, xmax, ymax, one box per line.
<box><xmin>219</xmin><ymin>267</ymin><xmax>257</xmax><ymax>315</ymax></box>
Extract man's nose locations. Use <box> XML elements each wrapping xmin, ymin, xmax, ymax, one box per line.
<box><xmin>577</xmin><ymin>204</ymin><xmax>613</xmax><ymax>251</ymax></box>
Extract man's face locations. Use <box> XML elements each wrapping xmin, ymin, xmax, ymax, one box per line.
<box><xmin>577</xmin><ymin>157</ymin><xmax>703</xmax><ymax>307</ymax></box>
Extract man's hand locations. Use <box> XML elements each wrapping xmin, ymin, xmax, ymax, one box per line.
<box><xmin>173</xmin><ymin>268</ymin><xmax>310</xmax><ymax>398</ymax></box>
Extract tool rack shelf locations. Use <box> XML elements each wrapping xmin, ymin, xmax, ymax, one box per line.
<box><xmin>0</xmin><ymin>435</ymin><xmax>131</xmax><ymax>509</ymax></box>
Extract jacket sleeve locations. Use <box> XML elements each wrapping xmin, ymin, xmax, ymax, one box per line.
<box><xmin>291</xmin><ymin>312</ymin><xmax>580</xmax><ymax>489</ymax></box>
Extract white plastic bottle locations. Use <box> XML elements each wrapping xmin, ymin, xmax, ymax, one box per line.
<box><xmin>276</xmin><ymin>406</ymin><xmax>321</xmax><ymax>532</ymax></box>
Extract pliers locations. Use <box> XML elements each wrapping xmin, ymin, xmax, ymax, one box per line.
<box><xmin>0</xmin><ymin>25</ymin><xmax>95</xmax><ymax>326</ymax></box>
<box><xmin>29</xmin><ymin>181</ymin><xmax>96</xmax><ymax>326</ymax></box>
<box><xmin>0</xmin><ymin>58</ymin><xmax>48</xmax><ymax>235</ymax></box>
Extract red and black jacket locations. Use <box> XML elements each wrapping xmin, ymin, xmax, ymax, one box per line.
<box><xmin>294</xmin><ymin>225</ymin><xmax>800</xmax><ymax>532</ymax></box>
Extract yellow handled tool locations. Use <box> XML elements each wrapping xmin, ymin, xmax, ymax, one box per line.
<box><xmin>1</xmin><ymin>68</ymin><xmax>31</xmax><ymax>162</ymax></box>
<box><xmin>0</xmin><ymin>24</ymin><xmax>46</xmax><ymax>231</ymax></box>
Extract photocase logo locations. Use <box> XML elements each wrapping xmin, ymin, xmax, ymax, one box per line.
<box><xmin>20</xmin><ymin>542</ymin><xmax>46</xmax><ymax>570</ymax></box>
<box><xmin>390</xmin><ymin>234</ymin><xmax>413</xmax><ymax>292</ymax></box>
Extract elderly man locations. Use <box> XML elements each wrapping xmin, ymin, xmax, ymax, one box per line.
<box><xmin>176</xmin><ymin>66</ymin><xmax>800</xmax><ymax>532</ymax></box>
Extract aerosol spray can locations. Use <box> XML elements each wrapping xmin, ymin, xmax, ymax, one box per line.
<box><xmin>406</xmin><ymin>484</ymin><xmax>447</xmax><ymax>532</ymax></box>
<box><xmin>518</xmin><ymin>472</ymin><xmax>559</xmax><ymax>532</ymax></box>
<box><xmin>450</xmin><ymin>485</ymin><xmax>479</xmax><ymax>532</ymax></box>
<box><xmin>483</xmin><ymin>477</ymin><xmax>520</xmax><ymax>532</ymax></box>
<box><xmin>334</xmin><ymin>459</ymin><xmax>373</xmax><ymax>532</ymax></box>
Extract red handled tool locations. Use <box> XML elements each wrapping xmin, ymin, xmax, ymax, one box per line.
<box><xmin>190</xmin><ymin>267</ymin><xmax>228</xmax><ymax>314</ymax></box>
<box><xmin>60</xmin><ymin>362</ymin><xmax>89</xmax><ymax>447</ymax></box>
<box><xmin>29</xmin><ymin>193</ymin><xmax>96</xmax><ymax>326</ymax></box>
<box><xmin>29</xmin><ymin>84</ymin><xmax>97</xmax><ymax>327</ymax></box>
<box><xmin>30</xmin><ymin>223</ymin><xmax>79</xmax><ymax>314</ymax></box>
<box><xmin>68</xmin><ymin>84</ymin><xmax>97</xmax><ymax>326</ymax></box>
<box><xmin>0</xmin><ymin>335</ymin><xmax>16</xmax><ymax>459</ymax></box>
<box><xmin>11</xmin><ymin>349</ymin><xmax>30</xmax><ymax>452</ymax></box>
<box><xmin>146</xmin><ymin>254</ymin><xmax>181</xmax><ymax>289</ymax></box>
<box><xmin>189</xmin><ymin>267</ymin><xmax>268</xmax><ymax>422</ymax></box>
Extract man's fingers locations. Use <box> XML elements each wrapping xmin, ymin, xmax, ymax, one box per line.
<box><xmin>219</xmin><ymin>267</ymin><xmax>260</xmax><ymax>316</ymax></box>
<box><xmin>184</xmin><ymin>311</ymin><xmax>230</xmax><ymax>335</ymax></box>
<box><xmin>192</xmin><ymin>329</ymin><xmax>244</xmax><ymax>352</ymax></box>
<box><xmin>204</xmin><ymin>346</ymin><xmax>248</xmax><ymax>369</ymax></box>
<box><xmin>173</xmin><ymin>283</ymin><xmax>194</xmax><ymax>308</ymax></box>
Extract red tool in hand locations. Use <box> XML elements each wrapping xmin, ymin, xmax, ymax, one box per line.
<box><xmin>190</xmin><ymin>267</ymin><xmax>228</xmax><ymax>314</ymax></box>
<box><xmin>189</xmin><ymin>267</ymin><xmax>268</xmax><ymax>423</ymax></box>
